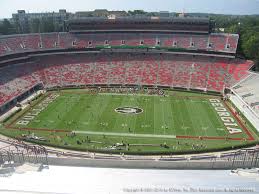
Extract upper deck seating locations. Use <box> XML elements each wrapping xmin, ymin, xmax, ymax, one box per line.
<box><xmin>0</xmin><ymin>33</ymin><xmax>239</xmax><ymax>56</ymax></box>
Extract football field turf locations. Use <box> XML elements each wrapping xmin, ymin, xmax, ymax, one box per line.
<box><xmin>14</xmin><ymin>90</ymin><xmax>251</xmax><ymax>139</ymax></box>
<box><xmin>3</xmin><ymin>89</ymin><xmax>257</xmax><ymax>154</ymax></box>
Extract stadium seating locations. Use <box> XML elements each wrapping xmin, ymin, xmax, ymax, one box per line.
<box><xmin>0</xmin><ymin>32</ymin><xmax>239</xmax><ymax>56</ymax></box>
<box><xmin>94</xmin><ymin>54</ymin><xmax>110</xmax><ymax>84</ymax></box>
<box><xmin>0</xmin><ymin>39</ymin><xmax>8</xmax><ymax>55</ymax></box>
<box><xmin>174</xmin><ymin>34</ymin><xmax>191</xmax><ymax>49</ymax></box>
<box><xmin>73</xmin><ymin>34</ymin><xmax>89</xmax><ymax>48</ymax></box>
<box><xmin>157</xmin><ymin>55</ymin><xmax>174</xmax><ymax>86</ymax></box>
<box><xmin>209</xmin><ymin>34</ymin><xmax>226</xmax><ymax>51</ymax></box>
<box><xmin>41</xmin><ymin>33</ymin><xmax>59</xmax><ymax>49</ymax></box>
<box><xmin>226</xmin><ymin>34</ymin><xmax>239</xmax><ymax>52</ymax></box>
<box><xmin>59</xmin><ymin>32</ymin><xmax>74</xmax><ymax>48</ymax></box>
<box><xmin>207</xmin><ymin>62</ymin><xmax>228</xmax><ymax>92</ymax></box>
<box><xmin>0</xmin><ymin>63</ymin><xmax>39</xmax><ymax>106</ymax></box>
<box><xmin>141</xmin><ymin>54</ymin><xmax>159</xmax><ymax>85</ymax></box>
<box><xmin>22</xmin><ymin>34</ymin><xmax>41</xmax><ymax>50</ymax></box>
<box><xmin>190</xmin><ymin>62</ymin><xmax>209</xmax><ymax>89</ymax></box>
<box><xmin>78</xmin><ymin>59</ymin><xmax>95</xmax><ymax>85</ymax></box>
<box><xmin>108</xmin><ymin>34</ymin><xmax>122</xmax><ymax>46</ymax></box>
<box><xmin>173</xmin><ymin>60</ymin><xmax>192</xmax><ymax>88</ymax></box>
<box><xmin>125</xmin><ymin>54</ymin><xmax>143</xmax><ymax>85</ymax></box>
<box><xmin>4</xmin><ymin>36</ymin><xmax>24</xmax><ymax>52</ymax></box>
<box><xmin>108</xmin><ymin>54</ymin><xmax>126</xmax><ymax>84</ymax></box>
<box><xmin>0</xmin><ymin>51</ymin><xmax>253</xmax><ymax>108</ymax></box>
<box><xmin>228</xmin><ymin>60</ymin><xmax>253</xmax><ymax>86</ymax></box>
<box><xmin>191</xmin><ymin>35</ymin><xmax>208</xmax><ymax>50</ymax></box>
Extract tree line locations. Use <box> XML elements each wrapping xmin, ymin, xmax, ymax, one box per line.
<box><xmin>211</xmin><ymin>15</ymin><xmax>259</xmax><ymax>70</ymax></box>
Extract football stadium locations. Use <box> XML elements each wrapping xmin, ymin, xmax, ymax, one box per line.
<box><xmin>0</xmin><ymin>16</ymin><xmax>259</xmax><ymax>160</ymax></box>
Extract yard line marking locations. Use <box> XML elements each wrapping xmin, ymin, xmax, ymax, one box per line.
<box><xmin>72</xmin><ymin>130</ymin><xmax>176</xmax><ymax>139</ymax></box>
<box><xmin>99</xmin><ymin>93</ymin><xmax>160</xmax><ymax>97</ymax></box>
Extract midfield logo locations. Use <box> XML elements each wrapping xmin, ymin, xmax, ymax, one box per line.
<box><xmin>115</xmin><ymin>107</ymin><xmax>143</xmax><ymax>114</ymax></box>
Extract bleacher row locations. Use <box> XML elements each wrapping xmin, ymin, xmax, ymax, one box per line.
<box><xmin>232</xmin><ymin>73</ymin><xmax>259</xmax><ymax>117</ymax></box>
<box><xmin>0</xmin><ymin>53</ymin><xmax>253</xmax><ymax>107</ymax></box>
<box><xmin>0</xmin><ymin>32</ymin><xmax>239</xmax><ymax>56</ymax></box>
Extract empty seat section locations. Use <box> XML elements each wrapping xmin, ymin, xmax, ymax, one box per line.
<box><xmin>190</xmin><ymin>62</ymin><xmax>209</xmax><ymax>89</ymax></box>
<box><xmin>209</xmin><ymin>34</ymin><xmax>227</xmax><ymax>51</ymax></box>
<box><xmin>157</xmin><ymin>54</ymin><xmax>174</xmax><ymax>86</ymax></box>
<box><xmin>22</xmin><ymin>34</ymin><xmax>41</xmax><ymax>50</ymax></box>
<box><xmin>125</xmin><ymin>54</ymin><xmax>143</xmax><ymax>85</ymax></box>
<box><xmin>141</xmin><ymin>55</ymin><xmax>159</xmax><ymax>85</ymax></box>
<box><xmin>191</xmin><ymin>35</ymin><xmax>208</xmax><ymax>50</ymax></box>
<box><xmin>94</xmin><ymin>54</ymin><xmax>109</xmax><ymax>84</ymax></box>
<box><xmin>172</xmin><ymin>59</ymin><xmax>191</xmax><ymax>88</ymax></box>
<box><xmin>109</xmin><ymin>54</ymin><xmax>126</xmax><ymax>84</ymax></box>
<box><xmin>207</xmin><ymin>62</ymin><xmax>228</xmax><ymax>91</ymax></box>
<box><xmin>41</xmin><ymin>33</ymin><xmax>58</xmax><ymax>49</ymax></box>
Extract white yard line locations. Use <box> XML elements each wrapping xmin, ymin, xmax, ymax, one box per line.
<box><xmin>72</xmin><ymin>130</ymin><xmax>176</xmax><ymax>139</ymax></box>
<box><xmin>99</xmin><ymin>93</ymin><xmax>160</xmax><ymax>97</ymax></box>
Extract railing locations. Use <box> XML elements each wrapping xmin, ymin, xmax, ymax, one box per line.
<box><xmin>0</xmin><ymin>138</ymin><xmax>48</xmax><ymax>165</ymax></box>
<box><xmin>1</xmin><ymin>137</ymin><xmax>258</xmax><ymax>169</ymax></box>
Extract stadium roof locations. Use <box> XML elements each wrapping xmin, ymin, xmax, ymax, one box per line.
<box><xmin>67</xmin><ymin>16</ymin><xmax>210</xmax><ymax>24</ymax></box>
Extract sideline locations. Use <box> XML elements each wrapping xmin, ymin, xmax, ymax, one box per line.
<box><xmin>72</xmin><ymin>130</ymin><xmax>177</xmax><ymax>139</ymax></box>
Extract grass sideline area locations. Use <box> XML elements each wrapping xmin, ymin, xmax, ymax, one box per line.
<box><xmin>1</xmin><ymin>89</ymin><xmax>258</xmax><ymax>155</ymax></box>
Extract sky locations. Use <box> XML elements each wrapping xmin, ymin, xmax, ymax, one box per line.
<box><xmin>0</xmin><ymin>0</ymin><xmax>259</xmax><ymax>18</ymax></box>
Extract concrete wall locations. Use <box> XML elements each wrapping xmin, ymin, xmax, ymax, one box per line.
<box><xmin>6</xmin><ymin>153</ymin><xmax>258</xmax><ymax>170</ymax></box>
<box><xmin>47</xmin><ymin>156</ymin><xmax>254</xmax><ymax>170</ymax></box>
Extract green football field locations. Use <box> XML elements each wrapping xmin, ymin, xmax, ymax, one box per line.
<box><xmin>17</xmin><ymin>92</ymin><xmax>241</xmax><ymax>137</ymax></box>
<box><xmin>3</xmin><ymin>89</ymin><xmax>258</xmax><ymax>154</ymax></box>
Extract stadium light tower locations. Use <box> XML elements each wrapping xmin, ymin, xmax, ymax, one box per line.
<box><xmin>237</xmin><ymin>22</ymin><xmax>241</xmax><ymax>35</ymax></box>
